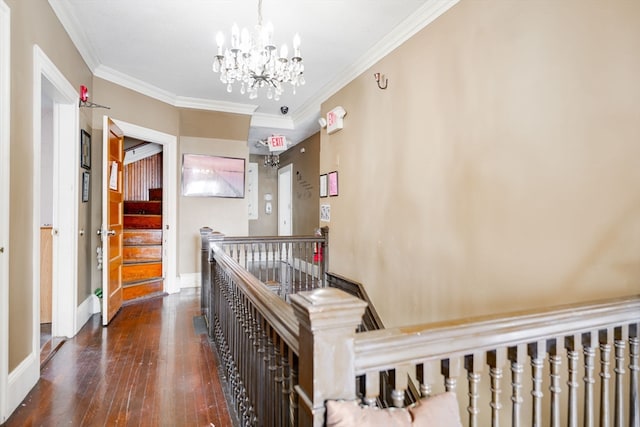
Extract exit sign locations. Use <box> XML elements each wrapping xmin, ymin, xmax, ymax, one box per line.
<box><xmin>326</xmin><ymin>106</ymin><xmax>346</xmax><ymax>134</ymax></box>
<box><xmin>268</xmin><ymin>135</ymin><xmax>286</xmax><ymax>152</ymax></box>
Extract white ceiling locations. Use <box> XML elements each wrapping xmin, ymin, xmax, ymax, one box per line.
<box><xmin>49</xmin><ymin>0</ymin><xmax>457</xmax><ymax>153</ymax></box>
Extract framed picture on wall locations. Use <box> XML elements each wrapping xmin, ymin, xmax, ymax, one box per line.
<box><xmin>82</xmin><ymin>171</ymin><xmax>90</xmax><ymax>202</ymax></box>
<box><xmin>80</xmin><ymin>129</ymin><xmax>91</xmax><ymax>170</ymax></box>
<box><xmin>182</xmin><ymin>153</ymin><xmax>245</xmax><ymax>198</ymax></box>
<box><xmin>328</xmin><ymin>171</ymin><xmax>339</xmax><ymax>197</ymax></box>
<box><xmin>319</xmin><ymin>174</ymin><xmax>328</xmax><ymax>198</ymax></box>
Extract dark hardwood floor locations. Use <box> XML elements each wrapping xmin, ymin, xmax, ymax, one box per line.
<box><xmin>3</xmin><ymin>288</ymin><xmax>234</xmax><ymax>427</ymax></box>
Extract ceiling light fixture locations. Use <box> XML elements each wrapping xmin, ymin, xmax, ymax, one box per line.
<box><xmin>212</xmin><ymin>0</ymin><xmax>305</xmax><ymax>100</ymax></box>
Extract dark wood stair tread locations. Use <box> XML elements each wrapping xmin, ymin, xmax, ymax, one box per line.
<box><xmin>123</xmin><ymin>259</ymin><xmax>161</xmax><ymax>265</ymax></box>
<box><xmin>124</xmin><ymin>201</ymin><xmax>162</xmax><ymax>215</ymax></box>
<box><xmin>124</xmin><ymin>215</ymin><xmax>162</xmax><ymax>229</ymax></box>
<box><xmin>123</xmin><ymin>277</ymin><xmax>164</xmax><ymax>287</ymax></box>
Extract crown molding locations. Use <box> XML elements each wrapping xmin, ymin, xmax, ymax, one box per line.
<box><xmin>94</xmin><ymin>65</ymin><xmax>176</xmax><ymax>104</ymax></box>
<box><xmin>48</xmin><ymin>0</ymin><xmax>100</xmax><ymax>71</ymax></box>
<box><xmin>175</xmin><ymin>96</ymin><xmax>257</xmax><ymax>115</ymax></box>
<box><xmin>51</xmin><ymin>0</ymin><xmax>458</xmax><ymax>132</ymax></box>
<box><xmin>250</xmin><ymin>113</ymin><xmax>294</xmax><ymax>129</ymax></box>
<box><xmin>297</xmin><ymin>0</ymin><xmax>460</xmax><ymax>113</ymax></box>
<box><xmin>95</xmin><ymin>65</ymin><xmax>258</xmax><ymax>115</ymax></box>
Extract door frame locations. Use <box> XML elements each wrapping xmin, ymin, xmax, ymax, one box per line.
<box><xmin>278</xmin><ymin>163</ymin><xmax>293</xmax><ymax>236</ymax></box>
<box><xmin>32</xmin><ymin>45</ymin><xmax>80</xmax><ymax>342</ymax></box>
<box><xmin>110</xmin><ymin>119</ymin><xmax>178</xmax><ymax>294</ymax></box>
<box><xmin>0</xmin><ymin>1</ymin><xmax>10</xmax><ymax>422</ymax></box>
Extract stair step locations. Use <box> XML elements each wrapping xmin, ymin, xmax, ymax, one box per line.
<box><xmin>124</xmin><ymin>201</ymin><xmax>162</xmax><ymax>215</ymax></box>
<box><xmin>123</xmin><ymin>245</ymin><xmax>162</xmax><ymax>263</ymax></box>
<box><xmin>149</xmin><ymin>188</ymin><xmax>162</xmax><ymax>201</ymax></box>
<box><xmin>123</xmin><ymin>278</ymin><xmax>164</xmax><ymax>301</ymax></box>
<box><xmin>123</xmin><ymin>229</ymin><xmax>162</xmax><ymax>246</ymax></box>
<box><xmin>124</xmin><ymin>214</ymin><xmax>162</xmax><ymax>229</ymax></box>
<box><xmin>122</xmin><ymin>262</ymin><xmax>162</xmax><ymax>282</ymax></box>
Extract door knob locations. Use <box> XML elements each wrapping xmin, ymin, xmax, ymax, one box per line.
<box><xmin>106</xmin><ymin>230</ymin><xmax>116</xmax><ymax>236</ymax></box>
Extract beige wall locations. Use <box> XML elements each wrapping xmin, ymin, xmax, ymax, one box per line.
<box><xmin>178</xmin><ymin>136</ymin><xmax>249</xmax><ymax>274</ymax></box>
<box><xmin>89</xmin><ymin>92</ymin><xmax>252</xmax><ymax>281</ymax></box>
<box><xmin>7</xmin><ymin>0</ymin><xmax>93</xmax><ymax>370</ymax></box>
<box><xmin>6</xmin><ymin>1</ymin><xmax>254</xmax><ymax>373</ymax></box>
<box><xmin>321</xmin><ymin>0</ymin><xmax>640</xmax><ymax>327</ymax></box>
<box><xmin>280</xmin><ymin>133</ymin><xmax>321</xmax><ymax>235</ymax></box>
<box><xmin>178</xmin><ymin>109</ymin><xmax>250</xmax><ymax>275</ymax></box>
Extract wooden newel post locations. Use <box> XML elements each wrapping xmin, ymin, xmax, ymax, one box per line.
<box><xmin>199</xmin><ymin>228</ymin><xmax>224</xmax><ymax>328</ymax></box>
<box><xmin>199</xmin><ymin>227</ymin><xmax>213</xmax><ymax>315</ymax></box>
<box><xmin>291</xmin><ymin>288</ymin><xmax>367</xmax><ymax>427</ymax></box>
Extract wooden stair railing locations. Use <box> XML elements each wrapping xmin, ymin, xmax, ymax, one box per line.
<box><xmin>200</xmin><ymin>228</ymin><xmax>639</xmax><ymax>427</ymax></box>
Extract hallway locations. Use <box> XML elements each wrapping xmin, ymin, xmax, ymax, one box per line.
<box><xmin>3</xmin><ymin>289</ymin><xmax>234</xmax><ymax>427</ymax></box>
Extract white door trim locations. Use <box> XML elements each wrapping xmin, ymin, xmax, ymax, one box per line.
<box><xmin>32</xmin><ymin>45</ymin><xmax>79</xmax><ymax>341</ymax></box>
<box><xmin>278</xmin><ymin>164</ymin><xmax>293</xmax><ymax>236</ymax></box>
<box><xmin>111</xmin><ymin>119</ymin><xmax>178</xmax><ymax>294</ymax></box>
<box><xmin>0</xmin><ymin>1</ymin><xmax>10</xmax><ymax>422</ymax></box>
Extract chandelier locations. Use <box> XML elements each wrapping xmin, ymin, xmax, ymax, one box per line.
<box><xmin>212</xmin><ymin>0</ymin><xmax>305</xmax><ymax>100</ymax></box>
<box><xmin>264</xmin><ymin>153</ymin><xmax>280</xmax><ymax>168</ymax></box>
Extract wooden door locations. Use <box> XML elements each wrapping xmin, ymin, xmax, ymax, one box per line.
<box><xmin>102</xmin><ymin>117</ymin><xmax>124</xmax><ymax>325</ymax></box>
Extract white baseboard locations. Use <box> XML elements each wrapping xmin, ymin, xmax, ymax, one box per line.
<box><xmin>179</xmin><ymin>272</ymin><xmax>200</xmax><ymax>289</ymax></box>
<box><xmin>75</xmin><ymin>294</ymin><xmax>98</xmax><ymax>335</ymax></box>
<box><xmin>165</xmin><ymin>275</ymin><xmax>181</xmax><ymax>294</ymax></box>
<box><xmin>90</xmin><ymin>294</ymin><xmax>101</xmax><ymax>314</ymax></box>
<box><xmin>7</xmin><ymin>351</ymin><xmax>38</xmax><ymax>420</ymax></box>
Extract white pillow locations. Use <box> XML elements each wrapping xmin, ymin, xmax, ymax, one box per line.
<box><xmin>325</xmin><ymin>392</ymin><xmax>462</xmax><ymax>427</ymax></box>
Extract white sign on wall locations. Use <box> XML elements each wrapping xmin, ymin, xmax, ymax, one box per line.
<box><xmin>326</xmin><ymin>106</ymin><xmax>347</xmax><ymax>135</ymax></box>
<box><xmin>247</xmin><ymin>162</ymin><xmax>258</xmax><ymax>220</ymax></box>
<box><xmin>320</xmin><ymin>204</ymin><xmax>330</xmax><ymax>222</ymax></box>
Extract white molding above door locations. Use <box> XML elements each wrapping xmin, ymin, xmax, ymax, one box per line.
<box><xmin>111</xmin><ymin>119</ymin><xmax>178</xmax><ymax>294</ymax></box>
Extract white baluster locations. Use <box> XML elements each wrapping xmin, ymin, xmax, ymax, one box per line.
<box><xmin>613</xmin><ymin>326</ymin><xmax>627</xmax><ymax>427</ymax></box>
<box><xmin>442</xmin><ymin>357</ymin><xmax>462</xmax><ymax>394</ymax></box>
<box><xmin>583</xmin><ymin>331</ymin><xmax>598</xmax><ymax>427</ymax></box>
<box><xmin>565</xmin><ymin>335</ymin><xmax>580</xmax><ymax>427</ymax></box>
<box><xmin>465</xmin><ymin>352</ymin><xmax>484</xmax><ymax>427</ymax></box>
<box><xmin>509</xmin><ymin>344</ymin><xmax>526</xmax><ymax>427</ymax></box>
<box><xmin>600</xmin><ymin>329</ymin><xmax>612</xmax><ymax>427</ymax></box>
<box><xmin>364</xmin><ymin>370</ymin><xmax>380</xmax><ymax>407</ymax></box>
<box><xmin>392</xmin><ymin>364</ymin><xmax>411</xmax><ymax>408</ymax></box>
<box><xmin>548</xmin><ymin>338</ymin><xmax>562</xmax><ymax>427</ymax></box>
<box><xmin>528</xmin><ymin>340</ymin><xmax>547</xmax><ymax>427</ymax></box>
<box><xmin>488</xmin><ymin>348</ymin><xmax>506</xmax><ymax>427</ymax></box>
<box><xmin>628</xmin><ymin>325</ymin><xmax>639</xmax><ymax>427</ymax></box>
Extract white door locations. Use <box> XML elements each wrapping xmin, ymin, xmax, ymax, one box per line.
<box><xmin>278</xmin><ymin>164</ymin><xmax>292</xmax><ymax>236</ymax></box>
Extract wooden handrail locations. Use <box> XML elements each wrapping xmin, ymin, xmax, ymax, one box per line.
<box><xmin>353</xmin><ymin>295</ymin><xmax>640</xmax><ymax>373</ymax></box>
<box><xmin>211</xmin><ymin>242</ymin><xmax>300</xmax><ymax>354</ymax></box>
<box><xmin>200</xmin><ymin>228</ymin><xmax>639</xmax><ymax>427</ymax></box>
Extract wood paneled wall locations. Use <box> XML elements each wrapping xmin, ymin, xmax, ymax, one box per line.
<box><xmin>124</xmin><ymin>153</ymin><xmax>162</xmax><ymax>201</ymax></box>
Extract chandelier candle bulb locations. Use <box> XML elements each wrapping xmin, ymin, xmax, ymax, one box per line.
<box><xmin>264</xmin><ymin>22</ymin><xmax>274</xmax><ymax>46</ymax></box>
<box><xmin>231</xmin><ymin>23</ymin><xmax>240</xmax><ymax>49</ymax></box>
<box><xmin>215</xmin><ymin>32</ymin><xmax>224</xmax><ymax>55</ymax></box>
<box><xmin>279</xmin><ymin>44</ymin><xmax>288</xmax><ymax>61</ymax></box>
<box><xmin>293</xmin><ymin>33</ymin><xmax>301</xmax><ymax>57</ymax></box>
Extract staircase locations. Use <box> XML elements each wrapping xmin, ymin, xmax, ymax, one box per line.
<box><xmin>122</xmin><ymin>188</ymin><xmax>164</xmax><ymax>301</ymax></box>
